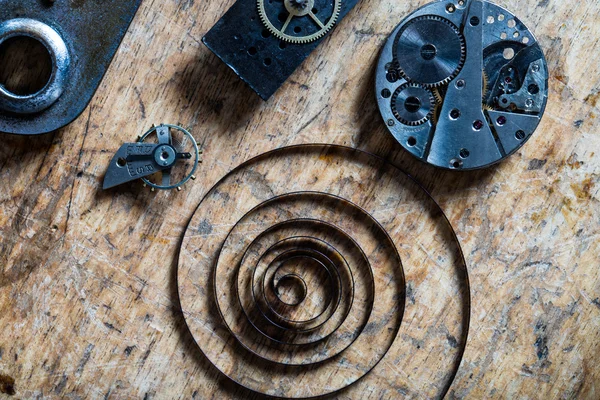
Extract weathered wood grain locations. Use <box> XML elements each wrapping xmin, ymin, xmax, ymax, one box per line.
<box><xmin>0</xmin><ymin>0</ymin><xmax>599</xmax><ymax>398</ymax></box>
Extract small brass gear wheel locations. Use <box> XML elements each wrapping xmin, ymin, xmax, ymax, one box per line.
<box><xmin>432</xmin><ymin>87</ymin><xmax>443</xmax><ymax>105</ymax></box>
<box><xmin>258</xmin><ymin>0</ymin><xmax>342</xmax><ymax>44</ymax></box>
<box><xmin>482</xmin><ymin>71</ymin><xmax>495</xmax><ymax>110</ymax></box>
<box><xmin>482</xmin><ymin>70</ymin><xmax>490</xmax><ymax>99</ymax></box>
<box><xmin>431</xmin><ymin>88</ymin><xmax>443</xmax><ymax>124</ymax></box>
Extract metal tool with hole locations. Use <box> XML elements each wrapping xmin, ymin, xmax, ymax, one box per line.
<box><xmin>103</xmin><ymin>124</ymin><xmax>200</xmax><ymax>191</ymax></box>
<box><xmin>376</xmin><ymin>0</ymin><xmax>549</xmax><ymax>170</ymax></box>
<box><xmin>0</xmin><ymin>0</ymin><xmax>143</xmax><ymax>135</ymax></box>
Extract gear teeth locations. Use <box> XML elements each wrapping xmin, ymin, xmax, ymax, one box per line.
<box><xmin>393</xmin><ymin>15</ymin><xmax>466</xmax><ymax>88</ymax></box>
<box><xmin>481</xmin><ymin>71</ymin><xmax>495</xmax><ymax>110</ymax></box>
<box><xmin>432</xmin><ymin>88</ymin><xmax>443</xmax><ymax>105</ymax></box>
<box><xmin>482</xmin><ymin>70</ymin><xmax>490</xmax><ymax>98</ymax></box>
<box><xmin>258</xmin><ymin>0</ymin><xmax>341</xmax><ymax>44</ymax></box>
<box><xmin>391</xmin><ymin>82</ymin><xmax>436</xmax><ymax>126</ymax></box>
<box><xmin>431</xmin><ymin>88</ymin><xmax>443</xmax><ymax>125</ymax></box>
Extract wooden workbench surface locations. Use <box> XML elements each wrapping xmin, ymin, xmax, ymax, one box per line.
<box><xmin>1</xmin><ymin>0</ymin><xmax>599</xmax><ymax>398</ymax></box>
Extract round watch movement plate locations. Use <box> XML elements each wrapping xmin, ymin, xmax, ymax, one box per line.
<box><xmin>376</xmin><ymin>0</ymin><xmax>549</xmax><ymax>170</ymax></box>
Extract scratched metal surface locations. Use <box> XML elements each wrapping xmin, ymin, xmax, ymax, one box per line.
<box><xmin>0</xmin><ymin>0</ymin><xmax>143</xmax><ymax>134</ymax></box>
<box><xmin>0</xmin><ymin>0</ymin><xmax>599</xmax><ymax>398</ymax></box>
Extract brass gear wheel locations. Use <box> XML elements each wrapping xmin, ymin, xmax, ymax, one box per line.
<box><xmin>432</xmin><ymin>87</ymin><xmax>443</xmax><ymax>105</ymax></box>
<box><xmin>482</xmin><ymin>70</ymin><xmax>490</xmax><ymax>99</ymax></box>
<box><xmin>432</xmin><ymin>88</ymin><xmax>443</xmax><ymax>124</ymax></box>
<box><xmin>482</xmin><ymin>71</ymin><xmax>494</xmax><ymax>111</ymax></box>
<box><xmin>258</xmin><ymin>0</ymin><xmax>342</xmax><ymax>44</ymax></box>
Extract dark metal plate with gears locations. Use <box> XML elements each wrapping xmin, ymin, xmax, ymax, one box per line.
<box><xmin>376</xmin><ymin>0</ymin><xmax>549</xmax><ymax>170</ymax></box>
<box><xmin>103</xmin><ymin>124</ymin><xmax>200</xmax><ymax>191</ymax></box>
<box><xmin>0</xmin><ymin>0</ymin><xmax>143</xmax><ymax>135</ymax></box>
<box><xmin>203</xmin><ymin>0</ymin><xmax>360</xmax><ymax>100</ymax></box>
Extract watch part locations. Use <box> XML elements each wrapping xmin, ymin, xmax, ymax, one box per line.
<box><xmin>202</xmin><ymin>0</ymin><xmax>360</xmax><ymax>100</ymax></box>
<box><xmin>376</xmin><ymin>0</ymin><xmax>549</xmax><ymax>170</ymax></box>
<box><xmin>178</xmin><ymin>144</ymin><xmax>470</xmax><ymax>399</ymax></box>
<box><xmin>258</xmin><ymin>0</ymin><xmax>342</xmax><ymax>44</ymax></box>
<box><xmin>393</xmin><ymin>15</ymin><xmax>466</xmax><ymax>87</ymax></box>
<box><xmin>391</xmin><ymin>82</ymin><xmax>436</xmax><ymax>126</ymax></box>
<box><xmin>103</xmin><ymin>124</ymin><xmax>200</xmax><ymax>191</ymax></box>
<box><xmin>0</xmin><ymin>0</ymin><xmax>143</xmax><ymax>135</ymax></box>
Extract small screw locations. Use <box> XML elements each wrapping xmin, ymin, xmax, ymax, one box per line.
<box><xmin>455</xmin><ymin>79</ymin><xmax>465</xmax><ymax>89</ymax></box>
<box><xmin>387</xmin><ymin>119</ymin><xmax>395</xmax><ymax>126</ymax></box>
<box><xmin>532</xmin><ymin>64</ymin><xmax>540</xmax><ymax>72</ymax></box>
<box><xmin>497</xmin><ymin>116</ymin><xmax>507</xmax><ymax>125</ymax></box>
<box><xmin>526</xmin><ymin>99</ymin><xmax>534</xmax><ymax>107</ymax></box>
<box><xmin>386</xmin><ymin>70</ymin><xmax>399</xmax><ymax>83</ymax></box>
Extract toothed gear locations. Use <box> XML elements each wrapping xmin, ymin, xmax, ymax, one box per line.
<box><xmin>431</xmin><ymin>87</ymin><xmax>443</xmax><ymax>124</ymax></box>
<box><xmin>392</xmin><ymin>15</ymin><xmax>466</xmax><ymax>87</ymax></box>
<box><xmin>258</xmin><ymin>0</ymin><xmax>342</xmax><ymax>44</ymax></box>
<box><xmin>432</xmin><ymin>87</ymin><xmax>443</xmax><ymax>105</ymax></box>
<box><xmin>391</xmin><ymin>83</ymin><xmax>435</xmax><ymax>126</ymax></box>
<box><xmin>482</xmin><ymin>70</ymin><xmax>490</xmax><ymax>99</ymax></box>
<box><xmin>482</xmin><ymin>71</ymin><xmax>495</xmax><ymax>110</ymax></box>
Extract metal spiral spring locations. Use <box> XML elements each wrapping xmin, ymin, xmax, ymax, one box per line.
<box><xmin>178</xmin><ymin>145</ymin><xmax>470</xmax><ymax>398</ymax></box>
